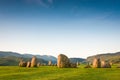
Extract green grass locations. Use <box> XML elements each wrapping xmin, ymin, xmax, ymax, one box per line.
<box><xmin>0</xmin><ymin>65</ymin><xmax>120</xmax><ymax>80</ymax></box>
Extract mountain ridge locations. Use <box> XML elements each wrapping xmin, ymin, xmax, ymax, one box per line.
<box><xmin>0</xmin><ymin>51</ymin><xmax>86</xmax><ymax>66</ymax></box>
<box><xmin>1</xmin><ymin>51</ymin><xmax>120</xmax><ymax>66</ymax></box>
<box><xmin>87</xmin><ymin>52</ymin><xmax>120</xmax><ymax>63</ymax></box>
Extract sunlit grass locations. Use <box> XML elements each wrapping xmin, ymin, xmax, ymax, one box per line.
<box><xmin>0</xmin><ymin>65</ymin><xmax>120</xmax><ymax>80</ymax></box>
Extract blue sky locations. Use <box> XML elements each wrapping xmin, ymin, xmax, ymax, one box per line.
<box><xmin>0</xmin><ymin>0</ymin><xmax>120</xmax><ymax>58</ymax></box>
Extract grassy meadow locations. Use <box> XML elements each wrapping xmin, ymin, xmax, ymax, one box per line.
<box><xmin>0</xmin><ymin>65</ymin><xmax>120</xmax><ymax>80</ymax></box>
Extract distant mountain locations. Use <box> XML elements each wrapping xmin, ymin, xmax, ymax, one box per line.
<box><xmin>87</xmin><ymin>52</ymin><xmax>120</xmax><ymax>64</ymax></box>
<box><xmin>0</xmin><ymin>56</ymin><xmax>48</xmax><ymax>66</ymax></box>
<box><xmin>36</xmin><ymin>55</ymin><xmax>57</xmax><ymax>63</ymax></box>
<box><xmin>0</xmin><ymin>51</ymin><xmax>56</xmax><ymax>66</ymax></box>
<box><xmin>0</xmin><ymin>51</ymin><xmax>22</xmax><ymax>57</ymax></box>
<box><xmin>22</xmin><ymin>54</ymin><xmax>34</xmax><ymax>58</ymax></box>
<box><xmin>22</xmin><ymin>54</ymin><xmax>57</xmax><ymax>63</ymax></box>
<box><xmin>69</xmin><ymin>58</ymin><xmax>86</xmax><ymax>63</ymax></box>
<box><xmin>0</xmin><ymin>51</ymin><xmax>87</xmax><ymax>66</ymax></box>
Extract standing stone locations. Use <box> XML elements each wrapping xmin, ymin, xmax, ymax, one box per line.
<box><xmin>31</xmin><ymin>56</ymin><xmax>37</xmax><ymax>67</ymax></box>
<box><xmin>101</xmin><ymin>60</ymin><xmax>106</xmax><ymax>68</ymax></box>
<box><xmin>26</xmin><ymin>61</ymin><xmax>31</xmax><ymax>68</ymax></box>
<box><xmin>110</xmin><ymin>62</ymin><xmax>113</xmax><ymax>66</ymax></box>
<box><xmin>37</xmin><ymin>63</ymin><xmax>41</xmax><ymax>67</ymax></box>
<box><xmin>101</xmin><ymin>61</ymin><xmax>111</xmax><ymax>68</ymax></box>
<box><xmin>105</xmin><ymin>62</ymin><xmax>111</xmax><ymax>68</ymax></box>
<box><xmin>92</xmin><ymin>58</ymin><xmax>101</xmax><ymax>68</ymax></box>
<box><xmin>19</xmin><ymin>59</ymin><xmax>27</xmax><ymax>67</ymax></box>
<box><xmin>70</xmin><ymin>63</ymin><xmax>77</xmax><ymax>68</ymax></box>
<box><xmin>48</xmin><ymin>61</ymin><xmax>52</xmax><ymax>66</ymax></box>
<box><xmin>57</xmin><ymin>54</ymin><xmax>70</xmax><ymax>68</ymax></box>
<box><xmin>19</xmin><ymin>61</ymin><xmax>27</xmax><ymax>67</ymax></box>
<box><xmin>76</xmin><ymin>61</ymin><xmax>80</xmax><ymax>66</ymax></box>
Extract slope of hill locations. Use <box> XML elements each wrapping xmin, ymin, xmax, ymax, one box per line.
<box><xmin>0</xmin><ymin>51</ymin><xmax>55</xmax><ymax>66</ymax></box>
<box><xmin>0</xmin><ymin>56</ymin><xmax>19</xmax><ymax>66</ymax></box>
<box><xmin>0</xmin><ymin>51</ymin><xmax>22</xmax><ymax>57</ymax></box>
<box><xmin>87</xmin><ymin>52</ymin><xmax>120</xmax><ymax>63</ymax></box>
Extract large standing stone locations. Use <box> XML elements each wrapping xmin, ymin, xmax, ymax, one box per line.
<box><xmin>31</xmin><ymin>56</ymin><xmax>37</xmax><ymax>67</ymax></box>
<box><xmin>57</xmin><ymin>54</ymin><xmax>70</xmax><ymax>68</ymax></box>
<box><xmin>92</xmin><ymin>58</ymin><xmax>101</xmax><ymax>68</ymax></box>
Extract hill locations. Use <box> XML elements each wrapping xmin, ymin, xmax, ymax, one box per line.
<box><xmin>0</xmin><ymin>51</ymin><xmax>86</xmax><ymax>66</ymax></box>
<box><xmin>0</xmin><ymin>51</ymin><xmax>22</xmax><ymax>57</ymax></box>
<box><xmin>0</xmin><ymin>51</ymin><xmax>56</xmax><ymax>66</ymax></box>
<box><xmin>87</xmin><ymin>52</ymin><xmax>120</xmax><ymax>64</ymax></box>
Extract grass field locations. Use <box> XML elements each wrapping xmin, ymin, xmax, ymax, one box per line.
<box><xmin>0</xmin><ymin>65</ymin><xmax>120</xmax><ymax>80</ymax></box>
